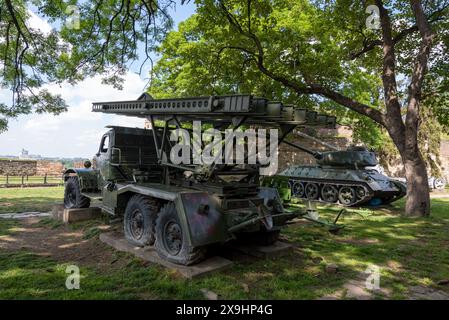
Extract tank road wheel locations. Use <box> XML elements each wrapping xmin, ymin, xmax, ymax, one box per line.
<box><xmin>338</xmin><ymin>186</ymin><xmax>357</xmax><ymax>205</ymax></box>
<box><xmin>305</xmin><ymin>183</ymin><xmax>320</xmax><ymax>200</ymax></box>
<box><xmin>155</xmin><ymin>203</ymin><xmax>206</xmax><ymax>265</ymax></box>
<box><xmin>64</xmin><ymin>176</ymin><xmax>90</xmax><ymax>209</ymax></box>
<box><xmin>321</xmin><ymin>184</ymin><xmax>338</xmax><ymax>203</ymax></box>
<box><xmin>356</xmin><ymin>186</ymin><xmax>368</xmax><ymax>200</ymax></box>
<box><xmin>124</xmin><ymin>195</ymin><xmax>158</xmax><ymax>247</ymax></box>
<box><xmin>292</xmin><ymin>181</ymin><xmax>305</xmax><ymax>198</ymax></box>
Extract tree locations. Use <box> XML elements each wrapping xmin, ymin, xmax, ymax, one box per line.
<box><xmin>150</xmin><ymin>0</ymin><xmax>449</xmax><ymax>216</ymax></box>
<box><xmin>0</xmin><ymin>0</ymin><xmax>177</xmax><ymax>132</ymax></box>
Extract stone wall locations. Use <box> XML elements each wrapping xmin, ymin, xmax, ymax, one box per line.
<box><xmin>0</xmin><ymin>159</ymin><xmax>64</xmax><ymax>176</ymax></box>
<box><xmin>0</xmin><ymin>160</ymin><xmax>37</xmax><ymax>175</ymax></box>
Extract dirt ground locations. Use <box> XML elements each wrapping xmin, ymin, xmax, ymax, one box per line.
<box><xmin>1</xmin><ymin>212</ymin><xmax>449</xmax><ymax>300</ymax></box>
<box><xmin>0</xmin><ymin>217</ymin><xmax>130</xmax><ymax>272</ymax></box>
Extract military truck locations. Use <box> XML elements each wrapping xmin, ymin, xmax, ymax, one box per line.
<box><xmin>63</xmin><ymin>94</ymin><xmax>336</xmax><ymax>265</ymax></box>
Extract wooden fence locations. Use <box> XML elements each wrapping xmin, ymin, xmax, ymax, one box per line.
<box><xmin>0</xmin><ymin>174</ymin><xmax>63</xmax><ymax>188</ymax></box>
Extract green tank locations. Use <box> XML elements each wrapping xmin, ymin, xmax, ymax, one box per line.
<box><xmin>267</xmin><ymin>145</ymin><xmax>406</xmax><ymax>207</ymax></box>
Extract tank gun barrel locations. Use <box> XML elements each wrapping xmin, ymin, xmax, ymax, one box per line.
<box><xmin>295</xmin><ymin>131</ymin><xmax>340</xmax><ymax>151</ymax></box>
<box><xmin>283</xmin><ymin>140</ymin><xmax>323</xmax><ymax>160</ymax></box>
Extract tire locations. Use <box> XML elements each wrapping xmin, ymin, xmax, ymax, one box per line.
<box><xmin>64</xmin><ymin>176</ymin><xmax>90</xmax><ymax>209</ymax></box>
<box><xmin>124</xmin><ymin>194</ymin><xmax>159</xmax><ymax>247</ymax></box>
<box><xmin>237</xmin><ymin>230</ymin><xmax>281</xmax><ymax>246</ymax></box>
<box><xmin>155</xmin><ymin>202</ymin><xmax>206</xmax><ymax>266</ymax></box>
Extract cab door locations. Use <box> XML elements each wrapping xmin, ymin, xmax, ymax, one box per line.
<box><xmin>94</xmin><ymin>133</ymin><xmax>111</xmax><ymax>187</ymax></box>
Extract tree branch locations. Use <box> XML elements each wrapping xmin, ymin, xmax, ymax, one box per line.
<box><xmin>217</xmin><ymin>1</ymin><xmax>385</xmax><ymax>125</ymax></box>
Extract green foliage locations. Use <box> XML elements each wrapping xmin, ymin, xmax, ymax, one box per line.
<box><xmin>0</xmin><ymin>0</ymin><xmax>175</xmax><ymax>132</ymax></box>
<box><xmin>149</xmin><ymin>0</ymin><xmax>448</xmax><ymax>162</ymax></box>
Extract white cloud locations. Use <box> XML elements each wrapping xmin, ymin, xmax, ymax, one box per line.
<box><xmin>0</xmin><ymin>72</ymin><xmax>148</xmax><ymax>158</ymax></box>
<box><xmin>27</xmin><ymin>10</ymin><xmax>52</xmax><ymax>34</ymax></box>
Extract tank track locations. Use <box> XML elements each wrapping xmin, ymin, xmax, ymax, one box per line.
<box><xmin>287</xmin><ymin>178</ymin><xmax>376</xmax><ymax>207</ymax></box>
<box><xmin>286</xmin><ymin>177</ymin><xmax>406</xmax><ymax>207</ymax></box>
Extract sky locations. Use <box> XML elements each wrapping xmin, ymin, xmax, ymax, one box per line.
<box><xmin>0</xmin><ymin>2</ymin><xmax>196</xmax><ymax>159</ymax></box>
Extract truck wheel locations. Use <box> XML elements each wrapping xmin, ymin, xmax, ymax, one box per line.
<box><xmin>64</xmin><ymin>176</ymin><xmax>90</xmax><ymax>209</ymax></box>
<box><xmin>124</xmin><ymin>195</ymin><xmax>158</xmax><ymax>247</ymax></box>
<box><xmin>155</xmin><ymin>203</ymin><xmax>206</xmax><ymax>265</ymax></box>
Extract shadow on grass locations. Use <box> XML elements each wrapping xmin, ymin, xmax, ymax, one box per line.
<box><xmin>283</xmin><ymin>199</ymin><xmax>449</xmax><ymax>298</ymax></box>
<box><xmin>0</xmin><ymin>197</ymin><xmax>61</xmax><ymax>214</ymax></box>
<box><xmin>0</xmin><ymin>197</ymin><xmax>447</xmax><ymax>299</ymax></box>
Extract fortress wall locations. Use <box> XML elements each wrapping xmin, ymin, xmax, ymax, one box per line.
<box><xmin>0</xmin><ymin>160</ymin><xmax>37</xmax><ymax>175</ymax></box>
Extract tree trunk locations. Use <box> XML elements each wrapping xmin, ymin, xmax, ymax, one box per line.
<box><xmin>402</xmin><ymin>147</ymin><xmax>431</xmax><ymax>217</ymax></box>
<box><xmin>387</xmin><ymin>117</ymin><xmax>430</xmax><ymax>217</ymax></box>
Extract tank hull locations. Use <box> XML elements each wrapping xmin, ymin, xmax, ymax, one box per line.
<box><xmin>270</xmin><ymin>165</ymin><xmax>406</xmax><ymax>207</ymax></box>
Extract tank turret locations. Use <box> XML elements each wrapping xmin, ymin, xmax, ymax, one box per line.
<box><xmin>316</xmin><ymin>146</ymin><xmax>378</xmax><ymax>168</ymax></box>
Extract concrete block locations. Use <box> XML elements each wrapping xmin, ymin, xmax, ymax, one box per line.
<box><xmin>99</xmin><ymin>232</ymin><xmax>233</xmax><ymax>279</ymax></box>
<box><xmin>63</xmin><ymin>207</ymin><xmax>102</xmax><ymax>223</ymax></box>
<box><xmin>52</xmin><ymin>204</ymin><xmax>102</xmax><ymax>223</ymax></box>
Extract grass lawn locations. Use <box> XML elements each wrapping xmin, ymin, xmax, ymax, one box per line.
<box><xmin>0</xmin><ymin>187</ymin><xmax>448</xmax><ymax>299</ymax></box>
<box><xmin>0</xmin><ymin>186</ymin><xmax>64</xmax><ymax>214</ymax></box>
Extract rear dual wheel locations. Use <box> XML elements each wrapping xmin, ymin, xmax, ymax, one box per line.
<box><xmin>124</xmin><ymin>198</ymin><xmax>206</xmax><ymax>265</ymax></box>
<box><xmin>124</xmin><ymin>195</ymin><xmax>158</xmax><ymax>246</ymax></box>
<box><xmin>155</xmin><ymin>203</ymin><xmax>206</xmax><ymax>266</ymax></box>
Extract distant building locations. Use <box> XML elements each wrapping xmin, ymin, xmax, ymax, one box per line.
<box><xmin>19</xmin><ymin>148</ymin><xmax>42</xmax><ymax>160</ymax></box>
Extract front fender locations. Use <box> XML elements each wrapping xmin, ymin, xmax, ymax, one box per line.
<box><xmin>63</xmin><ymin>168</ymin><xmax>99</xmax><ymax>192</ymax></box>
